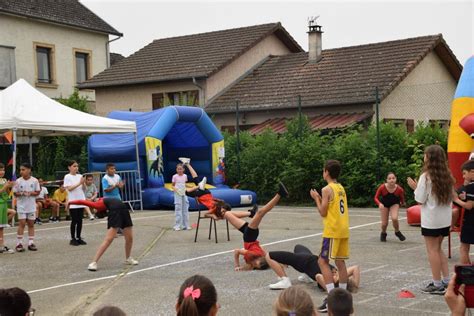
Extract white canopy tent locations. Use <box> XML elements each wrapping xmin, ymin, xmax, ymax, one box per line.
<box><xmin>0</xmin><ymin>79</ymin><xmax>142</xmax><ymax>209</ymax></box>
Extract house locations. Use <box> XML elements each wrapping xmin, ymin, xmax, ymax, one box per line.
<box><xmin>81</xmin><ymin>22</ymin><xmax>462</xmax><ymax>132</ymax></box>
<box><xmin>79</xmin><ymin>23</ymin><xmax>303</xmax><ymax>115</ymax></box>
<box><xmin>0</xmin><ymin>0</ymin><xmax>122</xmax><ymax>104</ymax></box>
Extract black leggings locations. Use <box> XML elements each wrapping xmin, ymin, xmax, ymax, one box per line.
<box><xmin>269</xmin><ymin>244</ymin><xmax>321</xmax><ymax>280</ymax></box>
<box><xmin>70</xmin><ymin>208</ymin><xmax>84</xmax><ymax>240</ymax></box>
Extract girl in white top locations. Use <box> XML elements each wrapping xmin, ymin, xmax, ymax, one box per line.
<box><xmin>64</xmin><ymin>160</ymin><xmax>87</xmax><ymax>246</ymax></box>
<box><xmin>172</xmin><ymin>163</ymin><xmax>190</xmax><ymax>231</ymax></box>
<box><xmin>408</xmin><ymin>145</ymin><xmax>454</xmax><ymax>295</ymax></box>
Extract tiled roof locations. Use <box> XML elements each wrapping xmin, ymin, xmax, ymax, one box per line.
<box><xmin>207</xmin><ymin>34</ymin><xmax>462</xmax><ymax>113</ymax></box>
<box><xmin>0</xmin><ymin>0</ymin><xmax>122</xmax><ymax>36</ymax></box>
<box><xmin>79</xmin><ymin>22</ymin><xmax>303</xmax><ymax>88</ymax></box>
<box><xmin>248</xmin><ymin>112</ymin><xmax>373</xmax><ymax>134</ymax></box>
<box><xmin>110</xmin><ymin>52</ymin><xmax>125</xmax><ymax>66</ymax></box>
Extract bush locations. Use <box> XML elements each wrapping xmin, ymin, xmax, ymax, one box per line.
<box><xmin>224</xmin><ymin>120</ymin><xmax>447</xmax><ymax>207</ymax></box>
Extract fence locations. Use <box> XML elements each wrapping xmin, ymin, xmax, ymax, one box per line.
<box><xmin>54</xmin><ymin>170</ymin><xmax>143</xmax><ymax>211</ymax></box>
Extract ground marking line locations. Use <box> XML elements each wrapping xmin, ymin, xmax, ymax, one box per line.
<box><xmin>28</xmin><ymin>217</ymin><xmax>404</xmax><ymax>294</ymax></box>
<box><xmin>360</xmin><ymin>264</ymin><xmax>388</xmax><ymax>273</ymax></box>
<box><xmin>5</xmin><ymin>213</ymin><xmax>174</xmax><ymax>236</ymax></box>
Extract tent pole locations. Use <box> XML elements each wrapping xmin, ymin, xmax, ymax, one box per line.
<box><xmin>12</xmin><ymin>128</ymin><xmax>17</xmax><ymax>180</ymax></box>
<box><xmin>28</xmin><ymin>135</ymin><xmax>33</xmax><ymax>166</ymax></box>
<box><xmin>134</xmin><ymin>132</ymin><xmax>143</xmax><ymax>210</ymax></box>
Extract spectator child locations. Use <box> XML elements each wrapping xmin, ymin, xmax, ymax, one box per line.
<box><xmin>50</xmin><ymin>185</ymin><xmax>68</xmax><ymax>222</ymax></box>
<box><xmin>0</xmin><ymin>163</ymin><xmax>15</xmax><ymax>253</ymax></box>
<box><xmin>13</xmin><ymin>162</ymin><xmax>40</xmax><ymax>252</ymax></box>
<box><xmin>176</xmin><ymin>275</ymin><xmax>218</xmax><ymax>316</ymax></box>
<box><xmin>102</xmin><ymin>163</ymin><xmax>124</xmax><ymax>200</ymax></box>
<box><xmin>172</xmin><ymin>163</ymin><xmax>190</xmax><ymax>231</ymax></box>
<box><xmin>327</xmin><ymin>288</ymin><xmax>353</xmax><ymax>316</ymax></box>
<box><xmin>273</xmin><ymin>286</ymin><xmax>317</xmax><ymax>316</ymax></box>
<box><xmin>0</xmin><ymin>287</ymin><xmax>32</xmax><ymax>316</ymax></box>
<box><xmin>84</xmin><ymin>174</ymin><xmax>98</xmax><ymax>220</ymax></box>
<box><xmin>457</xmin><ymin>160</ymin><xmax>474</xmax><ymax>264</ymax></box>
<box><xmin>93</xmin><ymin>305</ymin><xmax>127</xmax><ymax>316</ymax></box>
<box><xmin>407</xmin><ymin>145</ymin><xmax>454</xmax><ymax>294</ymax></box>
<box><xmin>64</xmin><ymin>160</ymin><xmax>87</xmax><ymax>246</ymax></box>
<box><xmin>310</xmin><ymin>160</ymin><xmax>350</xmax><ymax>313</ymax></box>
<box><xmin>34</xmin><ymin>178</ymin><xmax>50</xmax><ymax>225</ymax></box>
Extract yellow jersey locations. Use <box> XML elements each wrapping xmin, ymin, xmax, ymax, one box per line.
<box><xmin>322</xmin><ymin>182</ymin><xmax>349</xmax><ymax>238</ymax></box>
<box><xmin>53</xmin><ymin>189</ymin><xmax>68</xmax><ymax>203</ymax></box>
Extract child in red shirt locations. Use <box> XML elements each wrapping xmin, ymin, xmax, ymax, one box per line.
<box><xmin>374</xmin><ymin>172</ymin><xmax>406</xmax><ymax>242</ymax></box>
<box><xmin>227</xmin><ymin>182</ymin><xmax>289</xmax><ymax>271</ymax></box>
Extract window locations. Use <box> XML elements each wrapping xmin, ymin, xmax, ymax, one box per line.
<box><xmin>75</xmin><ymin>52</ymin><xmax>88</xmax><ymax>83</ymax></box>
<box><xmin>36</xmin><ymin>47</ymin><xmax>52</xmax><ymax>83</ymax></box>
<box><xmin>163</xmin><ymin>90</ymin><xmax>199</xmax><ymax>106</ymax></box>
<box><xmin>383</xmin><ymin>118</ymin><xmax>414</xmax><ymax>132</ymax></box>
<box><xmin>34</xmin><ymin>42</ymin><xmax>56</xmax><ymax>87</ymax></box>
<box><xmin>152</xmin><ymin>93</ymin><xmax>163</xmax><ymax>109</ymax></box>
<box><xmin>0</xmin><ymin>46</ymin><xmax>16</xmax><ymax>88</ymax></box>
<box><xmin>429</xmin><ymin>120</ymin><xmax>449</xmax><ymax>130</ymax></box>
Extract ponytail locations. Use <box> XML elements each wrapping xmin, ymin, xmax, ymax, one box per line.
<box><xmin>177</xmin><ymin>275</ymin><xmax>217</xmax><ymax>316</ymax></box>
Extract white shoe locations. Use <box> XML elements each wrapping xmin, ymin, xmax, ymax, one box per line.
<box><xmin>89</xmin><ymin>216</ymin><xmax>95</xmax><ymax>220</ymax></box>
<box><xmin>198</xmin><ymin>177</ymin><xmax>207</xmax><ymax>190</ymax></box>
<box><xmin>125</xmin><ymin>257</ymin><xmax>139</xmax><ymax>265</ymax></box>
<box><xmin>179</xmin><ymin>157</ymin><xmax>191</xmax><ymax>165</ymax></box>
<box><xmin>185</xmin><ymin>226</ymin><xmax>192</xmax><ymax>230</ymax></box>
<box><xmin>88</xmin><ymin>262</ymin><xmax>97</xmax><ymax>271</ymax></box>
<box><xmin>173</xmin><ymin>226</ymin><xmax>181</xmax><ymax>231</ymax></box>
<box><xmin>269</xmin><ymin>277</ymin><xmax>292</xmax><ymax>290</ymax></box>
<box><xmin>298</xmin><ymin>274</ymin><xmax>314</xmax><ymax>283</ymax></box>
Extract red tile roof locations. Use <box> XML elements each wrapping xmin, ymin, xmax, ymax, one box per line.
<box><xmin>79</xmin><ymin>23</ymin><xmax>303</xmax><ymax>89</ymax></box>
<box><xmin>207</xmin><ymin>34</ymin><xmax>462</xmax><ymax>113</ymax></box>
<box><xmin>248</xmin><ymin>112</ymin><xmax>373</xmax><ymax>135</ymax></box>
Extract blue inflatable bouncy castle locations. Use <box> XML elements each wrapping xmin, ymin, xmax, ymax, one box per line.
<box><xmin>88</xmin><ymin>106</ymin><xmax>257</xmax><ymax>209</ymax></box>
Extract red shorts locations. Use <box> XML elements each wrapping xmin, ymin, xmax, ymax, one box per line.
<box><xmin>198</xmin><ymin>194</ymin><xmax>216</xmax><ymax>212</ymax></box>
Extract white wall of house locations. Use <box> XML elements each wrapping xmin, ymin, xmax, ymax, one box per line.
<box><xmin>95</xmin><ymin>81</ymin><xmax>201</xmax><ymax>116</ymax></box>
<box><xmin>206</xmin><ymin>34</ymin><xmax>292</xmax><ymax>101</ymax></box>
<box><xmin>379</xmin><ymin>51</ymin><xmax>457</xmax><ymax>123</ymax></box>
<box><xmin>0</xmin><ymin>14</ymin><xmax>109</xmax><ymax>101</ymax></box>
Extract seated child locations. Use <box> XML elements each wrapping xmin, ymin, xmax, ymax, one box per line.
<box><xmin>327</xmin><ymin>288</ymin><xmax>353</xmax><ymax>316</ymax></box>
<box><xmin>35</xmin><ymin>179</ymin><xmax>51</xmax><ymax>225</ymax></box>
<box><xmin>84</xmin><ymin>174</ymin><xmax>98</xmax><ymax>220</ymax></box>
<box><xmin>176</xmin><ymin>275</ymin><xmax>219</xmax><ymax>316</ymax></box>
<box><xmin>50</xmin><ymin>185</ymin><xmax>68</xmax><ymax>222</ymax></box>
<box><xmin>273</xmin><ymin>286</ymin><xmax>317</xmax><ymax>316</ymax></box>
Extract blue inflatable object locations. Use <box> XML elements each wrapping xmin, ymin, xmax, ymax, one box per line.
<box><xmin>88</xmin><ymin>106</ymin><xmax>257</xmax><ymax>209</ymax></box>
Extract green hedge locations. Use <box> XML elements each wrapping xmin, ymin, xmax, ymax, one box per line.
<box><xmin>224</xmin><ymin>117</ymin><xmax>447</xmax><ymax>207</ymax></box>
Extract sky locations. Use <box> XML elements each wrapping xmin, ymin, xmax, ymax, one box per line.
<box><xmin>81</xmin><ymin>0</ymin><xmax>473</xmax><ymax>65</ymax></box>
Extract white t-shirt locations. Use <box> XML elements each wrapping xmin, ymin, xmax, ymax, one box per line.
<box><xmin>13</xmin><ymin>177</ymin><xmax>40</xmax><ymax>213</ymax></box>
<box><xmin>64</xmin><ymin>174</ymin><xmax>85</xmax><ymax>209</ymax></box>
<box><xmin>414</xmin><ymin>172</ymin><xmax>452</xmax><ymax>229</ymax></box>
<box><xmin>37</xmin><ymin>186</ymin><xmax>48</xmax><ymax>199</ymax></box>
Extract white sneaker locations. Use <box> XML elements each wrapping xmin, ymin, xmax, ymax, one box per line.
<box><xmin>298</xmin><ymin>274</ymin><xmax>314</xmax><ymax>283</ymax></box>
<box><xmin>173</xmin><ymin>226</ymin><xmax>181</xmax><ymax>231</ymax></box>
<box><xmin>125</xmin><ymin>257</ymin><xmax>139</xmax><ymax>265</ymax></box>
<box><xmin>89</xmin><ymin>216</ymin><xmax>95</xmax><ymax>220</ymax></box>
<box><xmin>269</xmin><ymin>277</ymin><xmax>292</xmax><ymax>290</ymax></box>
<box><xmin>198</xmin><ymin>177</ymin><xmax>207</xmax><ymax>190</ymax></box>
<box><xmin>179</xmin><ymin>157</ymin><xmax>191</xmax><ymax>165</ymax></box>
<box><xmin>185</xmin><ymin>226</ymin><xmax>192</xmax><ymax>230</ymax></box>
<box><xmin>88</xmin><ymin>262</ymin><xmax>97</xmax><ymax>271</ymax></box>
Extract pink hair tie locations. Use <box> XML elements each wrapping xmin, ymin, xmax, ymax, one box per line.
<box><xmin>183</xmin><ymin>285</ymin><xmax>201</xmax><ymax>300</ymax></box>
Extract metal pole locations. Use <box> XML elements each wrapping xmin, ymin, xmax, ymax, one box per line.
<box><xmin>375</xmin><ymin>87</ymin><xmax>381</xmax><ymax>182</ymax></box>
<box><xmin>297</xmin><ymin>95</ymin><xmax>302</xmax><ymax>138</ymax></box>
<box><xmin>28</xmin><ymin>135</ymin><xmax>33</xmax><ymax>166</ymax></box>
<box><xmin>235</xmin><ymin>100</ymin><xmax>241</xmax><ymax>183</ymax></box>
<box><xmin>134</xmin><ymin>132</ymin><xmax>143</xmax><ymax>210</ymax></box>
<box><xmin>12</xmin><ymin>128</ymin><xmax>17</xmax><ymax>180</ymax></box>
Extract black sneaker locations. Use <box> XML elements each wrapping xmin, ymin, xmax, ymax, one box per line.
<box><xmin>70</xmin><ymin>239</ymin><xmax>80</xmax><ymax>246</ymax></box>
<box><xmin>421</xmin><ymin>282</ymin><xmax>446</xmax><ymax>295</ymax></box>
<box><xmin>34</xmin><ymin>218</ymin><xmax>42</xmax><ymax>225</ymax></box>
<box><xmin>0</xmin><ymin>246</ymin><xmax>14</xmax><ymax>254</ymax></box>
<box><xmin>77</xmin><ymin>239</ymin><xmax>87</xmax><ymax>245</ymax></box>
<box><xmin>15</xmin><ymin>244</ymin><xmax>25</xmax><ymax>252</ymax></box>
<box><xmin>49</xmin><ymin>216</ymin><xmax>54</xmax><ymax>222</ymax></box>
<box><xmin>317</xmin><ymin>297</ymin><xmax>328</xmax><ymax>313</ymax></box>
<box><xmin>395</xmin><ymin>231</ymin><xmax>406</xmax><ymax>241</ymax></box>
<box><xmin>249</xmin><ymin>204</ymin><xmax>258</xmax><ymax>218</ymax></box>
<box><xmin>28</xmin><ymin>244</ymin><xmax>38</xmax><ymax>251</ymax></box>
<box><xmin>380</xmin><ymin>232</ymin><xmax>387</xmax><ymax>242</ymax></box>
<box><xmin>65</xmin><ymin>215</ymin><xmax>71</xmax><ymax>221</ymax></box>
<box><xmin>278</xmin><ymin>182</ymin><xmax>289</xmax><ymax>198</ymax></box>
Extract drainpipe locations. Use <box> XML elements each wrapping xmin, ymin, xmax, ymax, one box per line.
<box><xmin>192</xmin><ymin>77</ymin><xmax>205</xmax><ymax>107</ymax></box>
<box><xmin>106</xmin><ymin>35</ymin><xmax>122</xmax><ymax>68</ymax></box>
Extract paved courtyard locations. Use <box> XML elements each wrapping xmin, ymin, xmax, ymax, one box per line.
<box><xmin>1</xmin><ymin>206</ymin><xmax>460</xmax><ymax>315</ymax></box>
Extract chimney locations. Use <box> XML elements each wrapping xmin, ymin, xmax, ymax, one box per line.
<box><xmin>307</xmin><ymin>18</ymin><xmax>323</xmax><ymax>63</ymax></box>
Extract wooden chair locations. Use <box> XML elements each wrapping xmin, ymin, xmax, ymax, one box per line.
<box><xmin>194</xmin><ymin>198</ymin><xmax>230</xmax><ymax>243</ymax></box>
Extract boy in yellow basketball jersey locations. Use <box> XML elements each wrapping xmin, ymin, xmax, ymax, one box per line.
<box><xmin>310</xmin><ymin>160</ymin><xmax>349</xmax><ymax>313</ymax></box>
